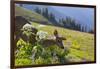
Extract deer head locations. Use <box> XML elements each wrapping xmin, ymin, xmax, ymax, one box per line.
<box><xmin>38</xmin><ymin>30</ymin><xmax>66</xmax><ymax>49</ymax></box>
<box><xmin>54</xmin><ymin>29</ymin><xmax>66</xmax><ymax>49</ymax></box>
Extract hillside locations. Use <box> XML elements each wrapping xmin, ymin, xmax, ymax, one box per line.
<box><xmin>15</xmin><ymin>21</ymin><xmax>94</xmax><ymax>66</ymax></box>
<box><xmin>31</xmin><ymin>22</ymin><xmax>94</xmax><ymax>62</ymax></box>
<box><xmin>15</xmin><ymin>5</ymin><xmax>52</xmax><ymax>25</ymax></box>
<box><xmin>15</xmin><ymin>4</ymin><xmax>95</xmax><ymax>66</ymax></box>
<box><xmin>22</xmin><ymin>4</ymin><xmax>94</xmax><ymax>31</ymax></box>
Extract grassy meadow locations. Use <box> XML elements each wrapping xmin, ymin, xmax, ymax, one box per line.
<box><xmin>15</xmin><ymin>21</ymin><xmax>94</xmax><ymax>66</ymax></box>
<box><xmin>31</xmin><ymin>22</ymin><xmax>95</xmax><ymax>62</ymax></box>
<box><xmin>15</xmin><ymin>5</ymin><xmax>95</xmax><ymax>66</ymax></box>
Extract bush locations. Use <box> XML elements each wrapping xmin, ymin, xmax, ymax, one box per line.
<box><xmin>15</xmin><ymin>28</ymin><xmax>69</xmax><ymax>65</ymax></box>
<box><xmin>16</xmin><ymin>39</ymin><xmax>33</xmax><ymax>59</ymax></box>
<box><xmin>15</xmin><ymin>39</ymin><xmax>69</xmax><ymax>65</ymax></box>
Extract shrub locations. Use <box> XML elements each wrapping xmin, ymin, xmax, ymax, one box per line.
<box><xmin>15</xmin><ymin>29</ymin><xmax>69</xmax><ymax>65</ymax></box>
<box><xmin>16</xmin><ymin>39</ymin><xmax>33</xmax><ymax>59</ymax></box>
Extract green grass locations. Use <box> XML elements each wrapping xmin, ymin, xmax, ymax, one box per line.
<box><xmin>15</xmin><ymin>58</ymin><xmax>32</xmax><ymax>66</ymax></box>
<box><xmin>15</xmin><ymin>5</ymin><xmax>95</xmax><ymax>65</ymax></box>
<box><xmin>15</xmin><ymin>5</ymin><xmax>52</xmax><ymax>24</ymax></box>
<box><xmin>31</xmin><ymin>22</ymin><xmax>95</xmax><ymax>62</ymax></box>
<box><xmin>15</xmin><ymin>21</ymin><xmax>94</xmax><ymax>66</ymax></box>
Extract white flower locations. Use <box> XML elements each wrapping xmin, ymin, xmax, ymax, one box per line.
<box><xmin>22</xmin><ymin>23</ymin><xmax>35</xmax><ymax>32</ymax></box>
<box><xmin>22</xmin><ymin>23</ymin><xmax>37</xmax><ymax>37</ymax></box>
<box><xmin>37</xmin><ymin>31</ymin><xmax>48</xmax><ymax>40</ymax></box>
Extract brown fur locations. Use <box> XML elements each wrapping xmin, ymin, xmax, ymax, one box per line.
<box><xmin>39</xmin><ymin>30</ymin><xmax>66</xmax><ymax>49</ymax></box>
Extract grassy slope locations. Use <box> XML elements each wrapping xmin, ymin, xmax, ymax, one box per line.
<box><xmin>31</xmin><ymin>22</ymin><xmax>94</xmax><ymax>62</ymax></box>
<box><xmin>15</xmin><ymin>5</ymin><xmax>94</xmax><ymax>62</ymax></box>
<box><xmin>15</xmin><ymin>5</ymin><xmax>52</xmax><ymax>24</ymax></box>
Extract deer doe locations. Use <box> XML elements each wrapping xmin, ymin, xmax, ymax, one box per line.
<box><xmin>38</xmin><ymin>30</ymin><xmax>66</xmax><ymax>49</ymax></box>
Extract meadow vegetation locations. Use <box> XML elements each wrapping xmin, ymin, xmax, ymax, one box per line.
<box><xmin>15</xmin><ymin>22</ymin><xmax>94</xmax><ymax>66</ymax></box>
<box><xmin>15</xmin><ymin>5</ymin><xmax>94</xmax><ymax>66</ymax></box>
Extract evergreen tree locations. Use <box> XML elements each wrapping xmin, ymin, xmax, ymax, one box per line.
<box><xmin>45</xmin><ymin>8</ymin><xmax>49</xmax><ymax>19</ymax></box>
<box><xmin>49</xmin><ymin>12</ymin><xmax>58</xmax><ymax>24</ymax></box>
<box><xmin>34</xmin><ymin>7</ymin><xmax>41</xmax><ymax>14</ymax></box>
<box><xmin>34</xmin><ymin>7</ymin><xmax>88</xmax><ymax>33</ymax></box>
<box><xmin>62</xmin><ymin>18</ymin><xmax>66</xmax><ymax>27</ymax></box>
<box><xmin>81</xmin><ymin>26</ymin><xmax>85</xmax><ymax>32</ymax></box>
<box><xmin>88</xmin><ymin>28</ymin><xmax>94</xmax><ymax>34</ymax></box>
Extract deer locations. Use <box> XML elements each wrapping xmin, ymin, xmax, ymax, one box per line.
<box><xmin>31</xmin><ymin>30</ymin><xmax>66</xmax><ymax>61</ymax></box>
<box><xmin>37</xmin><ymin>29</ymin><xmax>66</xmax><ymax>49</ymax></box>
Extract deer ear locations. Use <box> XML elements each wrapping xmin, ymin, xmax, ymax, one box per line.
<box><xmin>54</xmin><ymin>29</ymin><xmax>58</xmax><ymax>36</ymax></box>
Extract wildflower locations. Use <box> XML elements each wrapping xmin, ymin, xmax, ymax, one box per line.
<box><xmin>37</xmin><ymin>31</ymin><xmax>48</xmax><ymax>40</ymax></box>
<box><xmin>22</xmin><ymin>23</ymin><xmax>35</xmax><ymax>32</ymax></box>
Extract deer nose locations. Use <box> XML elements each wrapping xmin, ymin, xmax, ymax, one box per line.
<box><xmin>61</xmin><ymin>46</ymin><xmax>64</xmax><ymax>49</ymax></box>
